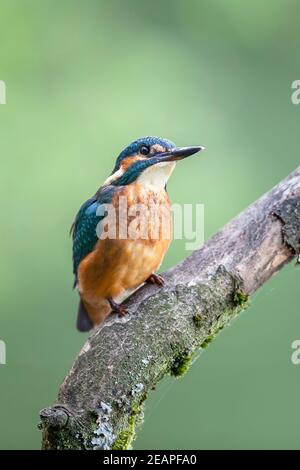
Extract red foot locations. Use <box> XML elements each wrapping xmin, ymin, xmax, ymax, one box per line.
<box><xmin>108</xmin><ymin>298</ymin><xmax>128</xmax><ymax>317</ymax></box>
<box><xmin>146</xmin><ymin>274</ymin><xmax>165</xmax><ymax>286</ymax></box>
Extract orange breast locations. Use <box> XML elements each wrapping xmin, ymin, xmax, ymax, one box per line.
<box><xmin>77</xmin><ymin>183</ymin><xmax>172</xmax><ymax>306</ymax></box>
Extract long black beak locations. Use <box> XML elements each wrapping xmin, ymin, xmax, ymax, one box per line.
<box><xmin>155</xmin><ymin>145</ymin><xmax>205</xmax><ymax>163</ymax></box>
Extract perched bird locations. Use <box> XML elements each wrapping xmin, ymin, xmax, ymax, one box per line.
<box><xmin>71</xmin><ymin>136</ymin><xmax>204</xmax><ymax>331</ymax></box>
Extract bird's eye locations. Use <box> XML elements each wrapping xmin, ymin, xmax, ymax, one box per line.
<box><xmin>140</xmin><ymin>145</ymin><xmax>150</xmax><ymax>156</ymax></box>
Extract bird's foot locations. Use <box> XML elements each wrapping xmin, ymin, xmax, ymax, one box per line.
<box><xmin>146</xmin><ymin>273</ymin><xmax>165</xmax><ymax>286</ymax></box>
<box><xmin>108</xmin><ymin>298</ymin><xmax>128</xmax><ymax>317</ymax></box>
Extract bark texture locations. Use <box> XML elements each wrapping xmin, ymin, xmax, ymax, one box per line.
<box><xmin>40</xmin><ymin>167</ymin><xmax>300</xmax><ymax>450</ymax></box>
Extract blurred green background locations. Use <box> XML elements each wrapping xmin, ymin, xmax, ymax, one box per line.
<box><xmin>1</xmin><ymin>0</ymin><xmax>300</xmax><ymax>450</ymax></box>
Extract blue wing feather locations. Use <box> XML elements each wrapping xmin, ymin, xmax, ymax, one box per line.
<box><xmin>71</xmin><ymin>186</ymin><xmax>115</xmax><ymax>286</ymax></box>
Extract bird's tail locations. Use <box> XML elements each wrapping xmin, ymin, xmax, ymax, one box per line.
<box><xmin>76</xmin><ymin>298</ymin><xmax>111</xmax><ymax>332</ymax></box>
<box><xmin>76</xmin><ymin>299</ymin><xmax>93</xmax><ymax>332</ymax></box>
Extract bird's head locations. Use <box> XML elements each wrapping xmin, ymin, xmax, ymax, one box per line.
<box><xmin>103</xmin><ymin>136</ymin><xmax>204</xmax><ymax>189</ymax></box>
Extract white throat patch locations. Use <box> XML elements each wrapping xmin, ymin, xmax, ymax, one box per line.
<box><xmin>137</xmin><ymin>162</ymin><xmax>176</xmax><ymax>189</ymax></box>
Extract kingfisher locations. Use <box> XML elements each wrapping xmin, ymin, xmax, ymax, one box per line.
<box><xmin>71</xmin><ymin>136</ymin><xmax>204</xmax><ymax>331</ymax></box>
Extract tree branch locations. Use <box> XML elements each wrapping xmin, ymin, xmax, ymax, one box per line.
<box><xmin>40</xmin><ymin>166</ymin><xmax>300</xmax><ymax>450</ymax></box>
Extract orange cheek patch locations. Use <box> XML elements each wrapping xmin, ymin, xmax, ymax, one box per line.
<box><xmin>121</xmin><ymin>155</ymin><xmax>146</xmax><ymax>171</ymax></box>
